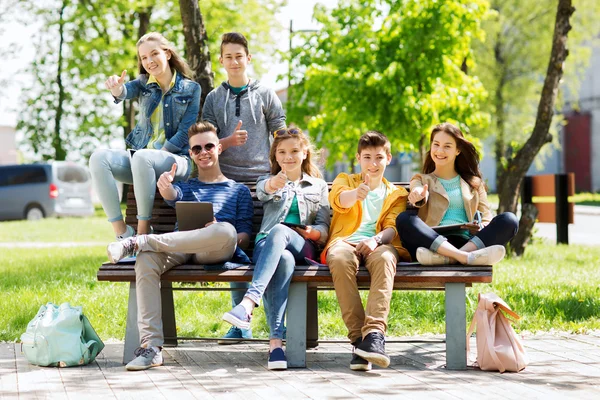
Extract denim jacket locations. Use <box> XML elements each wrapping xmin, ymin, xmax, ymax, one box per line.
<box><xmin>115</xmin><ymin>73</ymin><xmax>201</xmax><ymax>156</ymax></box>
<box><xmin>256</xmin><ymin>173</ymin><xmax>330</xmax><ymax>245</ymax></box>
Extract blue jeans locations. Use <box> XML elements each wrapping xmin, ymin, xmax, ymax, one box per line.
<box><xmin>245</xmin><ymin>224</ymin><xmax>316</xmax><ymax>339</ymax></box>
<box><xmin>89</xmin><ymin>149</ymin><xmax>189</xmax><ymax>222</ymax></box>
<box><xmin>396</xmin><ymin>211</ymin><xmax>519</xmax><ymax>261</ymax></box>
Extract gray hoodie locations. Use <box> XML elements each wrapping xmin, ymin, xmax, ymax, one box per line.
<box><xmin>202</xmin><ymin>80</ymin><xmax>286</xmax><ymax>181</ymax></box>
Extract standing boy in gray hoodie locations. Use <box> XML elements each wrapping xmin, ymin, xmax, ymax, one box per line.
<box><xmin>202</xmin><ymin>32</ymin><xmax>287</xmax><ymax>344</ymax></box>
<box><xmin>202</xmin><ymin>32</ymin><xmax>286</xmax><ymax>182</ymax></box>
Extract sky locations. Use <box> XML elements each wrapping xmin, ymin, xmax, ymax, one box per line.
<box><xmin>0</xmin><ymin>0</ymin><xmax>338</xmax><ymax>128</ymax></box>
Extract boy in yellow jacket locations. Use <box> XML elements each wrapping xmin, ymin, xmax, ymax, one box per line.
<box><xmin>322</xmin><ymin>131</ymin><xmax>410</xmax><ymax>371</ymax></box>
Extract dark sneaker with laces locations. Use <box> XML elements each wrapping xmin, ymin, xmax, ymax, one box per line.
<box><xmin>222</xmin><ymin>304</ymin><xmax>252</xmax><ymax>330</ymax></box>
<box><xmin>217</xmin><ymin>326</ymin><xmax>253</xmax><ymax>345</ymax></box>
<box><xmin>125</xmin><ymin>346</ymin><xmax>163</xmax><ymax>371</ymax></box>
<box><xmin>350</xmin><ymin>339</ymin><xmax>372</xmax><ymax>371</ymax></box>
<box><xmin>268</xmin><ymin>347</ymin><xmax>287</xmax><ymax>370</ymax></box>
<box><xmin>107</xmin><ymin>236</ymin><xmax>137</xmax><ymax>263</ymax></box>
<box><xmin>354</xmin><ymin>332</ymin><xmax>390</xmax><ymax>368</ymax></box>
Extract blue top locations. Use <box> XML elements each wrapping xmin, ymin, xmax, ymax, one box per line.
<box><xmin>166</xmin><ymin>179</ymin><xmax>254</xmax><ymax>237</ymax></box>
<box><xmin>439</xmin><ymin>175</ymin><xmax>470</xmax><ymax>239</ymax></box>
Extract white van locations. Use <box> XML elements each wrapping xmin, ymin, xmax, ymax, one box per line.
<box><xmin>0</xmin><ymin>162</ymin><xmax>95</xmax><ymax>221</ymax></box>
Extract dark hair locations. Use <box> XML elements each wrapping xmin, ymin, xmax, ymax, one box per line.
<box><xmin>136</xmin><ymin>32</ymin><xmax>194</xmax><ymax>79</ymax></box>
<box><xmin>188</xmin><ymin>121</ymin><xmax>217</xmax><ymax>139</ymax></box>
<box><xmin>220</xmin><ymin>32</ymin><xmax>249</xmax><ymax>56</ymax></box>
<box><xmin>423</xmin><ymin>122</ymin><xmax>483</xmax><ymax>189</ymax></box>
<box><xmin>357</xmin><ymin>130</ymin><xmax>391</xmax><ymax>155</ymax></box>
<box><xmin>269</xmin><ymin>127</ymin><xmax>323</xmax><ymax>179</ymax></box>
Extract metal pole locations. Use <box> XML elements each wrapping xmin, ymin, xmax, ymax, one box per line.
<box><xmin>555</xmin><ymin>174</ymin><xmax>569</xmax><ymax>244</ymax></box>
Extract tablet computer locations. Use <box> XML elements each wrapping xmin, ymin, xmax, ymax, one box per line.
<box><xmin>432</xmin><ymin>223</ymin><xmax>468</xmax><ymax>234</ymax></box>
<box><xmin>175</xmin><ymin>202</ymin><xmax>214</xmax><ymax>231</ymax></box>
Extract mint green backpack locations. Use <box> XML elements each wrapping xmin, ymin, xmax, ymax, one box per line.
<box><xmin>20</xmin><ymin>302</ymin><xmax>105</xmax><ymax>367</ymax></box>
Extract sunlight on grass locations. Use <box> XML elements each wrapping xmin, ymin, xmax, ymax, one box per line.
<box><xmin>1</xmin><ymin>243</ymin><xmax>599</xmax><ymax>342</ymax></box>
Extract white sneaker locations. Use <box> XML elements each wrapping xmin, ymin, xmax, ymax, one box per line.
<box><xmin>107</xmin><ymin>236</ymin><xmax>137</xmax><ymax>263</ymax></box>
<box><xmin>467</xmin><ymin>245</ymin><xmax>506</xmax><ymax>265</ymax></box>
<box><xmin>125</xmin><ymin>346</ymin><xmax>163</xmax><ymax>371</ymax></box>
<box><xmin>117</xmin><ymin>225</ymin><xmax>135</xmax><ymax>241</ymax></box>
<box><xmin>416</xmin><ymin>247</ymin><xmax>453</xmax><ymax>265</ymax></box>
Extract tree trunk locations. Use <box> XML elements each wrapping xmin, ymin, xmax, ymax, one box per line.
<box><xmin>497</xmin><ymin>0</ymin><xmax>575</xmax><ymax>252</ymax></box>
<box><xmin>510</xmin><ymin>203</ymin><xmax>538</xmax><ymax>256</ymax></box>
<box><xmin>53</xmin><ymin>1</ymin><xmax>67</xmax><ymax>161</ymax></box>
<box><xmin>493</xmin><ymin>32</ymin><xmax>507</xmax><ymax>196</ymax></box>
<box><xmin>179</xmin><ymin>0</ymin><xmax>214</xmax><ymax>109</ymax></box>
<box><xmin>497</xmin><ymin>0</ymin><xmax>574</xmax><ymax>215</ymax></box>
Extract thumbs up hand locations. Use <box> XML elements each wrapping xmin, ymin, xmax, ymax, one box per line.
<box><xmin>356</xmin><ymin>173</ymin><xmax>371</xmax><ymax>202</ymax></box>
<box><xmin>229</xmin><ymin>120</ymin><xmax>248</xmax><ymax>147</ymax></box>
<box><xmin>408</xmin><ymin>183</ymin><xmax>428</xmax><ymax>205</ymax></box>
<box><xmin>105</xmin><ymin>70</ymin><xmax>127</xmax><ymax>97</ymax></box>
<box><xmin>270</xmin><ymin>165</ymin><xmax>287</xmax><ymax>192</ymax></box>
<box><xmin>158</xmin><ymin>163</ymin><xmax>177</xmax><ymax>191</ymax></box>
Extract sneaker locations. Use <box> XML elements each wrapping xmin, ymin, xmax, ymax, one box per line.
<box><xmin>268</xmin><ymin>347</ymin><xmax>287</xmax><ymax>370</ymax></box>
<box><xmin>125</xmin><ymin>346</ymin><xmax>163</xmax><ymax>371</ymax></box>
<box><xmin>467</xmin><ymin>245</ymin><xmax>506</xmax><ymax>265</ymax></box>
<box><xmin>107</xmin><ymin>236</ymin><xmax>137</xmax><ymax>263</ymax></box>
<box><xmin>117</xmin><ymin>225</ymin><xmax>135</xmax><ymax>241</ymax></box>
<box><xmin>217</xmin><ymin>326</ymin><xmax>253</xmax><ymax>345</ymax></box>
<box><xmin>416</xmin><ymin>247</ymin><xmax>453</xmax><ymax>265</ymax></box>
<box><xmin>222</xmin><ymin>304</ymin><xmax>252</xmax><ymax>330</ymax></box>
<box><xmin>354</xmin><ymin>332</ymin><xmax>390</xmax><ymax>368</ymax></box>
<box><xmin>350</xmin><ymin>339</ymin><xmax>371</xmax><ymax>371</ymax></box>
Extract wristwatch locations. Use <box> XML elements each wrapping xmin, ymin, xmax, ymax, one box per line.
<box><xmin>373</xmin><ymin>236</ymin><xmax>383</xmax><ymax>246</ymax></box>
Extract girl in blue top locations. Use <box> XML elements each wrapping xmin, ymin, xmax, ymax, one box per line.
<box><xmin>396</xmin><ymin>122</ymin><xmax>518</xmax><ymax>265</ymax></box>
<box><xmin>223</xmin><ymin>128</ymin><xmax>330</xmax><ymax>370</ymax></box>
<box><xmin>89</xmin><ymin>32</ymin><xmax>201</xmax><ymax>239</ymax></box>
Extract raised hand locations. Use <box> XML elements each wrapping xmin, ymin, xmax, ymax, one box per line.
<box><xmin>356</xmin><ymin>173</ymin><xmax>371</xmax><ymax>202</ymax></box>
<box><xmin>105</xmin><ymin>70</ymin><xmax>127</xmax><ymax>97</ymax></box>
<box><xmin>408</xmin><ymin>183</ymin><xmax>428</xmax><ymax>205</ymax></box>
<box><xmin>158</xmin><ymin>163</ymin><xmax>177</xmax><ymax>191</ymax></box>
<box><xmin>229</xmin><ymin>120</ymin><xmax>248</xmax><ymax>147</ymax></box>
<box><xmin>270</xmin><ymin>165</ymin><xmax>287</xmax><ymax>191</ymax></box>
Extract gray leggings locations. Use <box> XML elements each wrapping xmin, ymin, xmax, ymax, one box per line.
<box><xmin>89</xmin><ymin>149</ymin><xmax>189</xmax><ymax>222</ymax></box>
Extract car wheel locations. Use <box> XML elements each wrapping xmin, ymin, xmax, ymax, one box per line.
<box><xmin>25</xmin><ymin>206</ymin><xmax>44</xmax><ymax>221</ymax></box>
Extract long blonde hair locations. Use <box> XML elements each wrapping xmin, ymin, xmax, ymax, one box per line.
<box><xmin>136</xmin><ymin>32</ymin><xmax>194</xmax><ymax>79</ymax></box>
<box><xmin>270</xmin><ymin>128</ymin><xmax>323</xmax><ymax>179</ymax></box>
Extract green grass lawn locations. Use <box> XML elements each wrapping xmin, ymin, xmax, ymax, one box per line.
<box><xmin>1</xmin><ymin>228</ymin><xmax>599</xmax><ymax>341</ymax></box>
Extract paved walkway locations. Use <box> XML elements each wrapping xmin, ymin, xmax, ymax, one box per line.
<box><xmin>2</xmin><ymin>333</ymin><xmax>599</xmax><ymax>399</ymax></box>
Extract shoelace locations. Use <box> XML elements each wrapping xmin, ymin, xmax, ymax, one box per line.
<box><xmin>133</xmin><ymin>347</ymin><xmax>155</xmax><ymax>358</ymax></box>
<box><xmin>369</xmin><ymin>333</ymin><xmax>386</xmax><ymax>348</ymax></box>
<box><xmin>122</xmin><ymin>238</ymin><xmax>137</xmax><ymax>257</ymax></box>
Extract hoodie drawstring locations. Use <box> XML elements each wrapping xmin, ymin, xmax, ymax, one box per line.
<box><xmin>248</xmin><ymin>85</ymin><xmax>257</xmax><ymax>124</ymax></box>
<box><xmin>223</xmin><ymin>87</ymin><xmax>230</xmax><ymax>125</ymax></box>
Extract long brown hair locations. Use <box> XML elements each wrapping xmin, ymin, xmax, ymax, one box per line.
<box><xmin>270</xmin><ymin>128</ymin><xmax>323</xmax><ymax>179</ymax></box>
<box><xmin>136</xmin><ymin>32</ymin><xmax>194</xmax><ymax>79</ymax></box>
<box><xmin>422</xmin><ymin>122</ymin><xmax>483</xmax><ymax>189</ymax></box>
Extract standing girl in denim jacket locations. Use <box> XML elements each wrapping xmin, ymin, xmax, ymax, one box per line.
<box><xmin>90</xmin><ymin>32</ymin><xmax>201</xmax><ymax>239</ymax></box>
<box><xmin>396</xmin><ymin>122</ymin><xmax>518</xmax><ymax>265</ymax></box>
<box><xmin>222</xmin><ymin>128</ymin><xmax>330</xmax><ymax>370</ymax></box>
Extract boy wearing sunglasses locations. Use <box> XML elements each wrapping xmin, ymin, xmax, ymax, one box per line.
<box><xmin>106</xmin><ymin>121</ymin><xmax>254</xmax><ymax>371</ymax></box>
<box><xmin>202</xmin><ymin>32</ymin><xmax>286</xmax><ymax>344</ymax></box>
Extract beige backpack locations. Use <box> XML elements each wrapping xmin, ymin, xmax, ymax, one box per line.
<box><xmin>467</xmin><ymin>292</ymin><xmax>528</xmax><ymax>372</ymax></box>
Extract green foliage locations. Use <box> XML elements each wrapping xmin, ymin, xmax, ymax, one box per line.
<box><xmin>15</xmin><ymin>0</ymin><xmax>285</xmax><ymax>162</ymax></box>
<box><xmin>287</xmin><ymin>0</ymin><xmax>491</xmax><ymax>166</ymax></box>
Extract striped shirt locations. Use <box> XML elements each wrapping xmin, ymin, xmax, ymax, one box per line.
<box><xmin>165</xmin><ymin>179</ymin><xmax>253</xmax><ymax>236</ymax></box>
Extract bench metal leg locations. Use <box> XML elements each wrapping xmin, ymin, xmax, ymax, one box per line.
<box><xmin>161</xmin><ymin>281</ymin><xmax>178</xmax><ymax>347</ymax></box>
<box><xmin>306</xmin><ymin>289</ymin><xmax>318</xmax><ymax>349</ymax></box>
<box><xmin>445</xmin><ymin>282</ymin><xmax>467</xmax><ymax>370</ymax></box>
<box><xmin>123</xmin><ymin>282</ymin><xmax>140</xmax><ymax>364</ymax></box>
<box><xmin>287</xmin><ymin>282</ymin><xmax>307</xmax><ymax>368</ymax></box>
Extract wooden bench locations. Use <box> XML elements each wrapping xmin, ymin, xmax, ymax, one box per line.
<box><xmin>97</xmin><ymin>182</ymin><xmax>492</xmax><ymax>370</ymax></box>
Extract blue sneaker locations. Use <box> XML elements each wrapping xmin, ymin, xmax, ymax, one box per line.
<box><xmin>222</xmin><ymin>304</ymin><xmax>252</xmax><ymax>330</ymax></box>
<box><xmin>217</xmin><ymin>326</ymin><xmax>253</xmax><ymax>345</ymax></box>
<box><xmin>268</xmin><ymin>348</ymin><xmax>287</xmax><ymax>370</ymax></box>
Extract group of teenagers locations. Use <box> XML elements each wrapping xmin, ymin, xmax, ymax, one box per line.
<box><xmin>90</xmin><ymin>31</ymin><xmax>519</xmax><ymax>372</ymax></box>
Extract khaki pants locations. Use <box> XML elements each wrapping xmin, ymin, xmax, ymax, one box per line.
<box><xmin>326</xmin><ymin>241</ymin><xmax>399</xmax><ymax>342</ymax></box>
<box><xmin>135</xmin><ymin>222</ymin><xmax>237</xmax><ymax>347</ymax></box>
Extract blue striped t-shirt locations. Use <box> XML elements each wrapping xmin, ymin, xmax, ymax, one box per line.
<box><xmin>165</xmin><ymin>179</ymin><xmax>254</xmax><ymax>236</ymax></box>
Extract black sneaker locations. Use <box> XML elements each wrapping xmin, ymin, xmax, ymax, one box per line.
<box><xmin>354</xmin><ymin>332</ymin><xmax>390</xmax><ymax>368</ymax></box>
<box><xmin>350</xmin><ymin>339</ymin><xmax>372</xmax><ymax>371</ymax></box>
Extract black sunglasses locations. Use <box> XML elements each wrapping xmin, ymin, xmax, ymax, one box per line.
<box><xmin>191</xmin><ymin>143</ymin><xmax>217</xmax><ymax>155</ymax></box>
<box><xmin>273</xmin><ymin>128</ymin><xmax>302</xmax><ymax>138</ymax></box>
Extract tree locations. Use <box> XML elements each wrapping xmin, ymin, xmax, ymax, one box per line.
<box><xmin>287</xmin><ymin>0</ymin><xmax>491</xmax><ymax>166</ymax></box>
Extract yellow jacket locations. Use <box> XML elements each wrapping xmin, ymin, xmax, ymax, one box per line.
<box><xmin>320</xmin><ymin>173</ymin><xmax>411</xmax><ymax>263</ymax></box>
<box><xmin>410</xmin><ymin>173</ymin><xmax>493</xmax><ymax>227</ymax></box>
